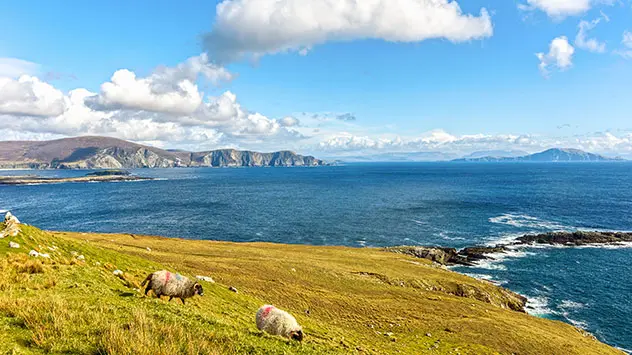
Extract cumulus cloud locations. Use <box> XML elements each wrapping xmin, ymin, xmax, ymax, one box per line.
<box><xmin>0</xmin><ymin>58</ymin><xmax>39</xmax><ymax>78</ymax></box>
<box><xmin>203</xmin><ymin>0</ymin><xmax>493</xmax><ymax>62</ymax></box>
<box><xmin>0</xmin><ymin>55</ymin><xmax>304</xmax><ymax>151</ymax></box>
<box><xmin>279</xmin><ymin>116</ymin><xmax>300</xmax><ymax>127</ymax></box>
<box><xmin>536</xmin><ymin>36</ymin><xmax>575</xmax><ymax>76</ymax></box>
<box><xmin>519</xmin><ymin>0</ymin><xmax>613</xmax><ymax>18</ymax></box>
<box><xmin>86</xmin><ymin>54</ymin><xmax>233</xmax><ymax>115</ymax></box>
<box><xmin>0</xmin><ymin>75</ymin><xmax>66</xmax><ymax>117</ymax></box>
<box><xmin>575</xmin><ymin>17</ymin><xmax>606</xmax><ymax>53</ymax></box>
<box><xmin>614</xmin><ymin>30</ymin><xmax>632</xmax><ymax>59</ymax></box>
<box><xmin>317</xmin><ymin>130</ymin><xmax>536</xmax><ymax>153</ymax></box>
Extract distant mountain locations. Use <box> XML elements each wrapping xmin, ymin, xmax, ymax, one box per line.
<box><xmin>0</xmin><ymin>136</ymin><xmax>326</xmax><ymax>169</ymax></box>
<box><xmin>462</xmin><ymin>150</ymin><xmax>529</xmax><ymax>160</ymax></box>
<box><xmin>454</xmin><ymin>148</ymin><xmax>624</xmax><ymax>162</ymax></box>
<box><xmin>337</xmin><ymin>151</ymin><xmax>458</xmax><ymax>162</ymax></box>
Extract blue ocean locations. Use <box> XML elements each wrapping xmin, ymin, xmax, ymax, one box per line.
<box><xmin>1</xmin><ymin>163</ymin><xmax>631</xmax><ymax>351</ymax></box>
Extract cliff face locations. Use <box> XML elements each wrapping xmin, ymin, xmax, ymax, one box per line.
<box><xmin>0</xmin><ymin>136</ymin><xmax>326</xmax><ymax>169</ymax></box>
<box><xmin>189</xmin><ymin>149</ymin><xmax>324</xmax><ymax>167</ymax></box>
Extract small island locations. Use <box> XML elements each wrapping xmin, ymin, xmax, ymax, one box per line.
<box><xmin>0</xmin><ymin>170</ymin><xmax>151</xmax><ymax>185</ymax></box>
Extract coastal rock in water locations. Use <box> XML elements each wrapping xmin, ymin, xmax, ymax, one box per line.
<box><xmin>457</xmin><ymin>246</ymin><xmax>507</xmax><ymax>264</ymax></box>
<box><xmin>516</xmin><ymin>231</ymin><xmax>632</xmax><ymax>246</ymax></box>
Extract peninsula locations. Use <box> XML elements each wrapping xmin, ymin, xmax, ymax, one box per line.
<box><xmin>0</xmin><ymin>170</ymin><xmax>151</xmax><ymax>185</ymax></box>
<box><xmin>0</xmin><ymin>136</ymin><xmax>327</xmax><ymax>169</ymax></box>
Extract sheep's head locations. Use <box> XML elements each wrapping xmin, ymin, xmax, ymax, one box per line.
<box><xmin>290</xmin><ymin>329</ymin><xmax>304</xmax><ymax>342</ymax></box>
<box><xmin>194</xmin><ymin>283</ymin><xmax>204</xmax><ymax>296</ymax></box>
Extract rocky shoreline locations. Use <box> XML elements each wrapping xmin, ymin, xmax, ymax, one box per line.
<box><xmin>0</xmin><ymin>172</ymin><xmax>152</xmax><ymax>185</ymax></box>
<box><xmin>385</xmin><ymin>230</ymin><xmax>632</xmax><ymax>267</ymax></box>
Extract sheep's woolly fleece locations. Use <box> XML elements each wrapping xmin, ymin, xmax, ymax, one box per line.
<box><xmin>1</xmin><ymin>211</ymin><xmax>20</xmax><ymax>238</ymax></box>
<box><xmin>143</xmin><ymin>270</ymin><xmax>202</xmax><ymax>300</ymax></box>
<box><xmin>256</xmin><ymin>305</ymin><xmax>303</xmax><ymax>340</ymax></box>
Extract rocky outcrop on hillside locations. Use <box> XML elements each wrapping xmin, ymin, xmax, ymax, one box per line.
<box><xmin>0</xmin><ymin>136</ymin><xmax>327</xmax><ymax>169</ymax></box>
<box><xmin>384</xmin><ymin>246</ymin><xmax>508</xmax><ymax>266</ymax></box>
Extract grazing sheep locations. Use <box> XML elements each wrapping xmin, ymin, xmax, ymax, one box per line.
<box><xmin>256</xmin><ymin>305</ymin><xmax>304</xmax><ymax>341</ymax></box>
<box><xmin>141</xmin><ymin>270</ymin><xmax>203</xmax><ymax>304</ymax></box>
<box><xmin>1</xmin><ymin>212</ymin><xmax>20</xmax><ymax>238</ymax></box>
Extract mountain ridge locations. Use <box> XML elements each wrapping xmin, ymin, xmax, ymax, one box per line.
<box><xmin>0</xmin><ymin>136</ymin><xmax>326</xmax><ymax>169</ymax></box>
<box><xmin>453</xmin><ymin>148</ymin><xmax>624</xmax><ymax>162</ymax></box>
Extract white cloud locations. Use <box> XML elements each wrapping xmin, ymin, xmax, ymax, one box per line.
<box><xmin>0</xmin><ymin>75</ymin><xmax>66</xmax><ymax>117</ymax></box>
<box><xmin>0</xmin><ymin>58</ymin><xmax>39</xmax><ymax>78</ymax></box>
<box><xmin>614</xmin><ymin>30</ymin><xmax>632</xmax><ymax>59</ymax></box>
<box><xmin>317</xmin><ymin>130</ymin><xmax>536</xmax><ymax>153</ymax></box>
<box><xmin>279</xmin><ymin>116</ymin><xmax>300</xmax><ymax>127</ymax></box>
<box><xmin>315</xmin><ymin>129</ymin><xmax>632</xmax><ymax>158</ymax></box>
<box><xmin>204</xmin><ymin>0</ymin><xmax>493</xmax><ymax>61</ymax></box>
<box><xmin>536</xmin><ymin>36</ymin><xmax>575</xmax><ymax>76</ymax></box>
<box><xmin>520</xmin><ymin>0</ymin><xmax>613</xmax><ymax>18</ymax></box>
<box><xmin>575</xmin><ymin>17</ymin><xmax>606</xmax><ymax>53</ymax></box>
<box><xmin>0</xmin><ymin>56</ymin><xmax>304</xmax><ymax>151</ymax></box>
<box><xmin>86</xmin><ymin>54</ymin><xmax>233</xmax><ymax>115</ymax></box>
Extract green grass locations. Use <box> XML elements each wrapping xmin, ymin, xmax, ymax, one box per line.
<box><xmin>0</xmin><ymin>223</ymin><xmax>624</xmax><ymax>354</ymax></box>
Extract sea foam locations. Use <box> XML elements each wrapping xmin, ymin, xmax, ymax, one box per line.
<box><xmin>489</xmin><ymin>213</ymin><xmax>568</xmax><ymax>231</ymax></box>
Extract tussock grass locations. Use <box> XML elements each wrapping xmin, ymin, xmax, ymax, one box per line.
<box><xmin>0</xmin><ymin>224</ymin><xmax>624</xmax><ymax>354</ymax></box>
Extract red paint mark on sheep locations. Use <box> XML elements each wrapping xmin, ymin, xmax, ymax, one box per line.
<box><xmin>262</xmin><ymin>306</ymin><xmax>274</xmax><ymax>319</ymax></box>
<box><xmin>165</xmin><ymin>272</ymin><xmax>171</xmax><ymax>282</ymax></box>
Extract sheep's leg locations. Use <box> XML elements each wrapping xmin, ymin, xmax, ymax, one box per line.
<box><xmin>180</xmin><ymin>298</ymin><xmax>185</xmax><ymax>305</ymax></box>
<box><xmin>169</xmin><ymin>296</ymin><xmax>173</xmax><ymax>302</ymax></box>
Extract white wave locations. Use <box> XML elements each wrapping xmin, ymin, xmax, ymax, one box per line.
<box><xmin>0</xmin><ymin>209</ymin><xmax>7</xmax><ymax>214</ymax></box>
<box><xmin>489</xmin><ymin>213</ymin><xmax>568</xmax><ymax>230</ymax></box>
<box><xmin>559</xmin><ymin>300</ymin><xmax>585</xmax><ymax>310</ymax></box>
<box><xmin>524</xmin><ymin>295</ymin><xmax>557</xmax><ymax>316</ymax></box>
<box><xmin>565</xmin><ymin>317</ymin><xmax>588</xmax><ymax>329</ymax></box>
<box><xmin>467</xmin><ymin>246</ymin><xmax>536</xmax><ymax>271</ymax></box>
<box><xmin>615</xmin><ymin>346</ymin><xmax>632</xmax><ymax>355</ymax></box>
<box><xmin>575</xmin><ymin>242</ymin><xmax>632</xmax><ymax>249</ymax></box>
<box><xmin>357</xmin><ymin>240</ymin><xmax>367</xmax><ymax>247</ymax></box>
<box><xmin>484</xmin><ymin>233</ymin><xmax>525</xmax><ymax>247</ymax></box>
<box><xmin>470</xmin><ymin>259</ymin><xmax>507</xmax><ymax>271</ymax></box>
<box><xmin>412</xmin><ymin>219</ymin><xmax>427</xmax><ymax>225</ymax></box>
<box><xmin>437</xmin><ymin>231</ymin><xmax>466</xmax><ymax>241</ymax></box>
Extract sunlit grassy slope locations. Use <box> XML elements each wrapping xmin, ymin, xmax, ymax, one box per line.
<box><xmin>0</xmin><ymin>222</ymin><xmax>623</xmax><ymax>354</ymax></box>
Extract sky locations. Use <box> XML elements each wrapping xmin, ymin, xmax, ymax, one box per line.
<box><xmin>1</xmin><ymin>0</ymin><xmax>631</xmax><ymax>158</ymax></box>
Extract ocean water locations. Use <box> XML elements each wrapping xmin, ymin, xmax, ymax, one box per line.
<box><xmin>1</xmin><ymin>163</ymin><xmax>631</xmax><ymax>351</ymax></box>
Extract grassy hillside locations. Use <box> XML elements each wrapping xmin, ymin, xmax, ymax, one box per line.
<box><xmin>0</xmin><ymin>220</ymin><xmax>623</xmax><ymax>354</ymax></box>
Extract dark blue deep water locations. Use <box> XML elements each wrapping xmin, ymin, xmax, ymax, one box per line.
<box><xmin>1</xmin><ymin>163</ymin><xmax>631</xmax><ymax>351</ymax></box>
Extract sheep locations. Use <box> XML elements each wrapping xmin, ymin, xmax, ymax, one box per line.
<box><xmin>256</xmin><ymin>305</ymin><xmax>304</xmax><ymax>341</ymax></box>
<box><xmin>1</xmin><ymin>211</ymin><xmax>20</xmax><ymax>239</ymax></box>
<box><xmin>141</xmin><ymin>270</ymin><xmax>203</xmax><ymax>304</ymax></box>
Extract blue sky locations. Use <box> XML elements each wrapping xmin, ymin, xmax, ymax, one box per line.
<box><xmin>1</xmin><ymin>0</ymin><xmax>631</xmax><ymax>158</ymax></box>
